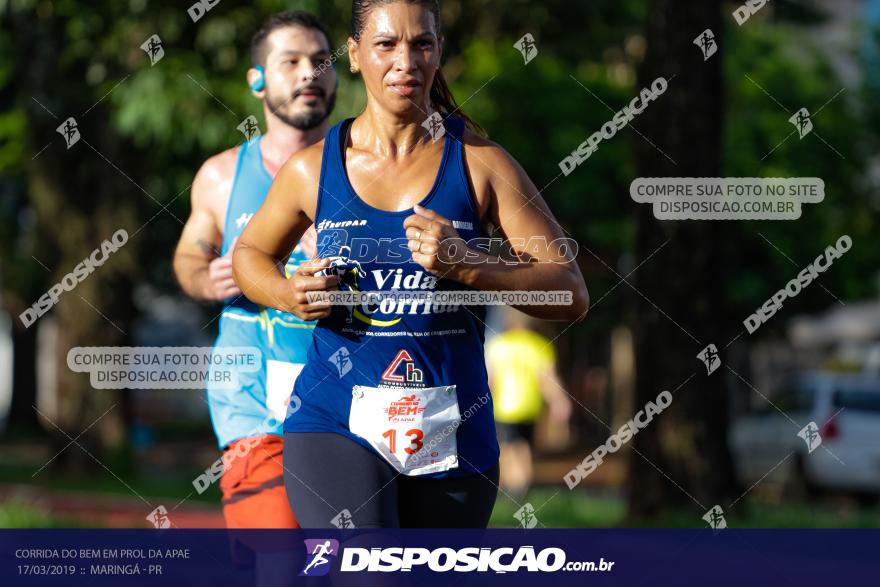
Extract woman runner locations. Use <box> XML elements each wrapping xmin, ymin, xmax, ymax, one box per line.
<box><xmin>233</xmin><ymin>0</ymin><xmax>589</xmax><ymax>528</ymax></box>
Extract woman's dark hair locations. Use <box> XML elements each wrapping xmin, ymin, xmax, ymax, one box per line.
<box><xmin>251</xmin><ymin>11</ymin><xmax>334</xmax><ymax>66</ymax></box>
<box><xmin>351</xmin><ymin>0</ymin><xmax>484</xmax><ymax>135</ymax></box>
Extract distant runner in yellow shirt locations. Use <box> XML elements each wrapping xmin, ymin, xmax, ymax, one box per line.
<box><xmin>486</xmin><ymin>309</ymin><xmax>572</xmax><ymax>500</ymax></box>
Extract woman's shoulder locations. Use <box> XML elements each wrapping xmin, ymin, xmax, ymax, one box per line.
<box><xmin>284</xmin><ymin>138</ymin><xmax>327</xmax><ymax>177</ymax></box>
<box><xmin>459</xmin><ymin>127</ymin><xmax>529</xmax><ymax>190</ymax></box>
<box><xmin>273</xmin><ymin>137</ymin><xmax>329</xmax><ymax>202</ymax></box>
<box><xmin>268</xmin><ymin>138</ymin><xmax>329</xmax><ymax>219</ymax></box>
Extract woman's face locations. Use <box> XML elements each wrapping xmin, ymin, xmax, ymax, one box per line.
<box><xmin>350</xmin><ymin>2</ymin><xmax>442</xmax><ymax>118</ymax></box>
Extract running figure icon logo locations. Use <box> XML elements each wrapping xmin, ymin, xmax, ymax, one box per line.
<box><xmin>422</xmin><ymin>112</ymin><xmax>445</xmax><ymax>142</ymax></box>
<box><xmin>316</xmin><ymin>229</ymin><xmax>348</xmax><ymax>258</ymax></box>
<box><xmin>237</xmin><ymin>115</ymin><xmax>261</xmax><ymax>144</ymax></box>
<box><xmin>146</xmin><ymin>505</ymin><xmax>172</xmax><ymax>529</ymax></box>
<box><xmin>331</xmin><ymin>509</ymin><xmax>356</xmax><ymax>529</ymax></box>
<box><xmin>300</xmin><ymin>539</ymin><xmax>340</xmax><ymax>577</ymax></box>
<box><xmin>797</xmin><ymin>421</ymin><xmax>822</xmax><ymax>453</ymax></box>
<box><xmin>513</xmin><ymin>503</ymin><xmax>539</xmax><ymax>529</ymax></box>
<box><xmin>789</xmin><ymin>108</ymin><xmax>813</xmax><ymax>139</ymax></box>
<box><xmin>140</xmin><ymin>34</ymin><xmax>165</xmax><ymax>66</ymax></box>
<box><xmin>329</xmin><ymin>347</ymin><xmax>353</xmax><ymax>378</ymax></box>
<box><xmin>697</xmin><ymin>344</ymin><xmax>721</xmax><ymax>375</ymax></box>
<box><xmin>702</xmin><ymin>505</ymin><xmax>727</xmax><ymax>530</ymax></box>
<box><xmin>515</xmin><ymin>33</ymin><xmax>538</xmax><ymax>65</ymax></box>
<box><xmin>57</xmin><ymin>117</ymin><xmax>80</xmax><ymax>149</ymax></box>
<box><xmin>694</xmin><ymin>29</ymin><xmax>717</xmax><ymax>61</ymax></box>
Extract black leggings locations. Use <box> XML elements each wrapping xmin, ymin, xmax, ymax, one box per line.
<box><xmin>283</xmin><ymin>432</ymin><xmax>499</xmax><ymax>528</ymax></box>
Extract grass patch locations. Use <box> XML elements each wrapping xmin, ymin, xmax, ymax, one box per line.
<box><xmin>489</xmin><ymin>488</ymin><xmax>880</xmax><ymax>528</ymax></box>
<box><xmin>0</xmin><ymin>463</ymin><xmax>219</xmax><ymax>505</ymax></box>
<box><xmin>490</xmin><ymin>488</ymin><xmax>626</xmax><ymax>528</ymax></box>
<box><xmin>0</xmin><ymin>500</ymin><xmax>86</xmax><ymax>528</ymax></box>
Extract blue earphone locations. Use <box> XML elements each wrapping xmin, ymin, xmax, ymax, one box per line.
<box><xmin>249</xmin><ymin>65</ymin><xmax>265</xmax><ymax>92</ymax></box>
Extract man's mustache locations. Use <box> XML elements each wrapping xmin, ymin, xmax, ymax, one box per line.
<box><xmin>293</xmin><ymin>85</ymin><xmax>326</xmax><ymax>99</ymax></box>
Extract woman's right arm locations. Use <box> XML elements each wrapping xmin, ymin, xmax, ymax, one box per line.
<box><xmin>232</xmin><ymin>144</ymin><xmax>338</xmax><ymax>321</ymax></box>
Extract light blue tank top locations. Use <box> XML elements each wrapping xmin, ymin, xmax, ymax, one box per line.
<box><xmin>284</xmin><ymin>117</ymin><xmax>500</xmax><ymax>478</ymax></box>
<box><xmin>207</xmin><ymin>137</ymin><xmax>315</xmax><ymax>449</ymax></box>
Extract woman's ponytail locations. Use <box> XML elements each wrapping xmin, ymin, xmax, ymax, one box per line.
<box><xmin>429</xmin><ymin>67</ymin><xmax>485</xmax><ymax>135</ymax></box>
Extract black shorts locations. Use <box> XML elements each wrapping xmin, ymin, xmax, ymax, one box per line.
<box><xmin>496</xmin><ymin>422</ymin><xmax>536</xmax><ymax>444</ymax></box>
<box><xmin>283</xmin><ymin>432</ymin><xmax>499</xmax><ymax>528</ymax></box>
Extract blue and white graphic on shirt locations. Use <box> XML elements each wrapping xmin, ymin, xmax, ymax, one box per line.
<box><xmin>207</xmin><ymin>136</ymin><xmax>315</xmax><ymax>449</ymax></box>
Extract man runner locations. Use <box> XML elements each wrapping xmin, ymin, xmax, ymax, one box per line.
<box><xmin>487</xmin><ymin>308</ymin><xmax>572</xmax><ymax>500</ymax></box>
<box><xmin>173</xmin><ymin>10</ymin><xmax>338</xmax><ymax>528</ymax></box>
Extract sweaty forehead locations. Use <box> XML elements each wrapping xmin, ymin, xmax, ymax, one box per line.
<box><xmin>364</xmin><ymin>4</ymin><xmax>437</xmax><ymax>38</ymax></box>
<box><xmin>265</xmin><ymin>26</ymin><xmax>330</xmax><ymax>61</ymax></box>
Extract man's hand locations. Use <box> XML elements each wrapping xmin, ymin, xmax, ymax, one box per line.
<box><xmin>173</xmin><ymin>147</ymin><xmax>240</xmax><ymax>303</ymax></box>
<box><xmin>206</xmin><ymin>238</ymin><xmax>243</xmax><ymax>301</ymax></box>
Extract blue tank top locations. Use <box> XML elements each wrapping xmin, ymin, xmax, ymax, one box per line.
<box><xmin>284</xmin><ymin>116</ymin><xmax>500</xmax><ymax>478</ymax></box>
<box><xmin>207</xmin><ymin>137</ymin><xmax>315</xmax><ymax>449</ymax></box>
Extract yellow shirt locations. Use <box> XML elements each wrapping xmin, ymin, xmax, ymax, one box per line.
<box><xmin>485</xmin><ymin>329</ymin><xmax>555</xmax><ymax>424</ymax></box>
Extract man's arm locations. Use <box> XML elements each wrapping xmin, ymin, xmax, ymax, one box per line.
<box><xmin>232</xmin><ymin>141</ymin><xmax>338</xmax><ymax>320</ymax></box>
<box><xmin>173</xmin><ymin>149</ymin><xmax>241</xmax><ymax>302</ymax></box>
<box><xmin>540</xmin><ymin>365</ymin><xmax>573</xmax><ymax>423</ymax></box>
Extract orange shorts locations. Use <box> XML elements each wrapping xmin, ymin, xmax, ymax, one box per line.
<box><xmin>219</xmin><ymin>434</ymin><xmax>299</xmax><ymax>529</ymax></box>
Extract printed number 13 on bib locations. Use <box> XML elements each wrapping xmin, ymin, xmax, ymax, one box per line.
<box><xmin>349</xmin><ymin>385</ymin><xmax>461</xmax><ymax>476</ymax></box>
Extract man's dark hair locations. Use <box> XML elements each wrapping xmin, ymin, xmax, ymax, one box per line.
<box><xmin>250</xmin><ymin>11</ymin><xmax>333</xmax><ymax>66</ymax></box>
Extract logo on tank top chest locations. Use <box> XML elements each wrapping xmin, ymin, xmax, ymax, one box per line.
<box><xmin>380</xmin><ymin>349</ymin><xmax>425</xmax><ymax>388</ymax></box>
<box><xmin>452</xmin><ymin>220</ymin><xmax>473</xmax><ymax>231</ymax></box>
<box><xmin>316</xmin><ymin>218</ymin><xmax>367</xmax><ymax>230</ymax></box>
<box><xmin>234</xmin><ymin>213</ymin><xmax>253</xmax><ymax>229</ymax></box>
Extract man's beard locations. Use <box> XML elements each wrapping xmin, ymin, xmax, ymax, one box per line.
<box><xmin>265</xmin><ymin>85</ymin><xmax>336</xmax><ymax>130</ymax></box>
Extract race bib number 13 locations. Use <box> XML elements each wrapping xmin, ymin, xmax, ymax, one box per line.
<box><xmin>349</xmin><ymin>385</ymin><xmax>461</xmax><ymax>476</ymax></box>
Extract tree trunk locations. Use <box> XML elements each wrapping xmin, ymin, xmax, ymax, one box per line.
<box><xmin>627</xmin><ymin>0</ymin><xmax>741</xmax><ymax>520</ymax></box>
<box><xmin>4</xmin><ymin>303</ymin><xmax>42</xmax><ymax>437</ymax></box>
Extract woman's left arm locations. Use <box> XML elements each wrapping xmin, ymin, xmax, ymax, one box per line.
<box><xmin>403</xmin><ymin>139</ymin><xmax>588</xmax><ymax>322</ymax></box>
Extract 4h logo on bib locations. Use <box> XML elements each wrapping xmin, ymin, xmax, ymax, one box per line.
<box><xmin>381</xmin><ymin>349</ymin><xmax>424</xmax><ymax>387</ymax></box>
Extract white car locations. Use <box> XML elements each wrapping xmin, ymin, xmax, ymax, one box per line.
<box><xmin>730</xmin><ymin>371</ymin><xmax>880</xmax><ymax>500</ymax></box>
